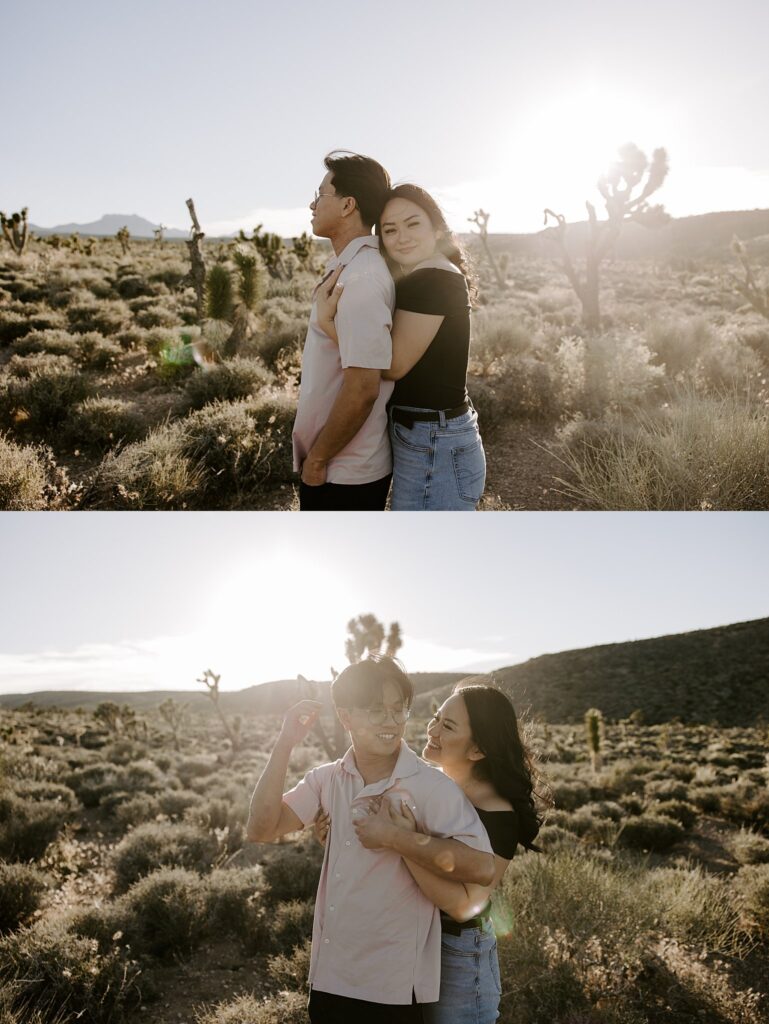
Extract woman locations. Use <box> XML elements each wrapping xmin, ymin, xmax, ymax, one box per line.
<box><xmin>316</xmin><ymin>184</ymin><xmax>486</xmax><ymax>511</ymax></box>
<box><xmin>315</xmin><ymin>682</ymin><xmax>547</xmax><ymax>1023</ymax></box>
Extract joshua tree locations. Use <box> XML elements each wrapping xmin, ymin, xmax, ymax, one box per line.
<box><xmin>584</xmin><ymin>707</ymin><xmax>605</xmax><ymax>773</ymax></box>
<box><xmin>154</xmin><ymin>224</ymin><xmax>167</xmax><ymax>247</ymax></box>
<box><xmin>468</xmin><ymin>208</ymin><xmax>506</xmax><ymax>290</ymax></box>
<box><xmin>0</xmin><ymin>208</ymin><xmax>30</xmax><ymax>255</ymax></box>
<box><xmin>544</xmin><ymin>143</ymin><xmax>669</xmax><ymax>330</ymax></box>
<box><xmin>729</xmin><ymin>236</ymin><xmax>769</xmax><ymax>321</ymax></box>
<box><xmin>116</xmin><ymin>225</ymin><xmax>131</xmax><ymax>255</ymax></box>
<box><xmin>82</xmin><ymin>237</ymin><xmax>96</xmax><ymax>256</ymax></box>
<box><xmin>292</xmin><ymin>231</ymin><xmax>319</xmax><ymax>272</ymax></box>
<box><xmin>204</xmin><ymin>246</ymin><xmax>267</xmax><ymax>359</ymax></box>
<box><xmin>158</xmin><ymin>697</ymin><xmax>188</xmax><ymax>752</ymax></box>
<box><xmin>185</xmin><ymin>198</ymin><xmax>207</xmax><ymax>320</ymax></box>
<box><xmin>197</xmin><ymin>668</ymin><xmax>242</xmax><ymax>757</ymax></box>
<box><xmin>245</xmin><ymin>224</ymin><xmax>288</xmax><ymax>280</ymax></box>
<box><xmin>344</xmin><ymin>614</ymin><xmax>403</xmax><ymax>664</ymax></box>
<box><xmin>69</xmin><ymin>232</ymin><xmax>82</xmax><ymax>253</ymax></box>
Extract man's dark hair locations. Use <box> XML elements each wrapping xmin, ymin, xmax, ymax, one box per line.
<box><xmin>331</xmin><ymin>655</ymin><xmax>413</xmax><ymax>709</ymax></box>
<box><xmin>324</xmin><ymin>150</ymin><xmax>391</xmax><ymax>229</ymax></box>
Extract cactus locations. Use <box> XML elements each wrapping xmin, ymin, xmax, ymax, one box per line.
<box><xmin>584</xmin><ymin>707</ymin><xmax>605</xmax><ymax>772</ymax></box>
<box><xmin>197</xmin><ymin>668</ymin><xmax>242</xmax><ymax>758</ymax></box>
<box><xmin>544</xmin><ymin>144</ymin><xmax>669</xmax><ymax>330</ymax></box>
<box><xmin>154</xmin><ymin>224</ymin><xmax>166</xmax><ymax>246</ymax></box>
<box><xmin>468</xmin><ymin>208</ymin><xmax>505</xmax><ymax>290</ymax></box>
<box><xmin>730</xmin><ymin>235</ymin><xmax>769</xmax><ymax>321</ymax></box>
<box><xmin>0</xmin><ymin>208</ymin><xmax>30</xmax><ymax>255</ymax></box>
<box><xmin>116</xmin><ymin>225</ymin><xmax>131</xmax><ymax>255</ymax></box>
<box><xmin>158</xmin><ymin>697</ymin><xmax>188</xmax><ymax>752</ymax></box>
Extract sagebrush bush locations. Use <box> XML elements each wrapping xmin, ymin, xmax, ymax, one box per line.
<box><xmin>730</xmin><ymin>827</ymin><xmax>769</xmax><ymax>865</ymax></box>
<box><xmin>119</xmin><ymin>867</ymin><xmax>208</xmax><ymax>958</ymax></box>
<box><xmin>0</xmin><ymin>364</ymin><xmax>92</xmax><ymax>437</ymax></box>
<box><xmin>0</xmin><ymin>863</ymin><xmax>48</xmax><ymax>935</ymax></box>
<box><xmin>67</xmin><ymin>298</ymin><xmax>129</xmax><ymax>336</ymax></box>
<box><xmin>0</xmin><ymin>435</ymin><xmax>49</xmax><ymax>509</ymax></box>
<box><xmin>111</xmin><ymin>821</ymin><xmax>220</xmax><ymax>893</ymax></box>
<box><xmin>194</xmin><ymin>991</ymin><xmax>307</xmax><ymax>1024</ymax></box>
<box><xmin>736</xmin><ymin>864</ymin><xmax>769</xmax><ymax>940</ymax></box>
<box><xmin>183</xmin><ymin>358</ymin><xmax>274</xmax><ymax>410</ymax></box>
<box><xmin>266</xmin><ymin>938</ymin><xmax>311</xmax><ymax>993</ymax></box>
<box><xmin>65</xmin><ymin>397</ymin><xmax>145</xmax><ymax>453</ymax></box>
<box><xmin>0</xmin><ymin>921</ymin><xmax>142</xmax><ymax>1024</ymax></box>
<box><xmin>653</xmin><ymin>865</ymin><xmax>751</xmax><ymax>954</ymax></box>
<box><xmin>262</xmin><ymin>839</ymin><xmax>323</xmax><ymax>904</ymax></box>
<box><xmin>617</xmin><ymin>813</ymin><xmax>684</xmax><ymax>851</ymax></box>
<box><xmin>0</xmin><ymin>793</ymin><xmax>70</xmax><ymax>861</ymax></box>
<box><xmin>270</xmin><ymin>898</ymin><xmax>315</xmax><ymax>955</ymax></box>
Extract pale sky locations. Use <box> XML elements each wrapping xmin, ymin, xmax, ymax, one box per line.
<box><xmin>3</xmin><ymin>0</ymin><xmax>768</xmax><ymax>235</ymax></box>
<box><xmin>0</xmin><ymin>513</ymin><xmax>766</xmax><ymax>695</ymax></box>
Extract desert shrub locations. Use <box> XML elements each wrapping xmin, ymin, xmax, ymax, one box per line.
<box><xmin>554</xmin><ymin>390</ymin><xmax>769</xmax><ymax>510</ymax></box>
<box><xmin>87</xmin><ymin>420</ymin><xmax>199</xmax><ymax>510</ymax></box>
<box><xmin>11</xmin><ymin>780</ymin><xmax>77</xmax><ymax>810</ymax></box>
<box><xmin>690</xmin><ymin>785</ymin><xmax>723</xmax><ymax>814</ymax></box>
<box><xmin>157</xmin><ymin>789</ymin><xmax>202</xmax><ymax>819</ymax></box>
<box><xmin>176</xmin><ymin>756</ymin><xmax>219</xmax><ymax>787</ymax></box>
<box><xmin>645</xmin><ymin>316</ymin><xmax>716</xmax><ymax>376</ymax></box>
<box><xmin>256</xmin><ymin>324</ymin><xmax>304</xmax><ymax>377</ymax></box>
<box><xmin>617</xmin><ymin>813</ymin><xmax>684</xmax><ymax>851</ymax></box>
<box><xmin>0</xmin><ymin>793</ymin><xmax>70</xmax><ymax>860</ymax></box>
<box><xmin>64</xmin><ymin>763</ymin><xmax>124</xmax><ymax>808</ymax></box>
<box><xmin>266</xmin><ymin>938</ymin><xmax>311</xmax><ymax>993</ymax></box>
<box><xmin>496</xmin><ymin>850</ymin><xmax>657</xmax><ymax>1022</ymax></box>
<box><xmin>262</xmin><ymin>839</ymin><xmax>323</xmax><ymax>904</ymax></box>
<box><xmin>194</xmin><ymin>991</ymin><xmax>307</xmax><ymax>1024</ymax></box>
<box><xmin>113</xmin><ymin>273</ymin><xmax>155</xmax><ymax>299</ymax></box>
<box><xmin>650</xmin><ymin>799</ymin><xmax>698</xmax><ymax>828</ymax></box>
<box><xmin>551</xmin><ymin>779</ymin><xmax>591</xmax><ymax>811</ymax></box>
<box><xmin>693</xmin><ymin>330</ymin><xmax>763</xmax><ymax>392</ymax></box>
<box><xmin>730</xmin><ymin>827</ymin><xmax>769</xmax><ymax>865</ymax></box>
<box><xmin>470</xmin><ymin>307</ymin><xmax>535</xmax><ymax>374</ymax></box>
<box><xmin>0</xmin><ymin>309</ymin><xmax>35</xmax><ymax>345</ymax></box>
<box><xmin>65</xmin><ymin>397</ymin><xmax>145</xmax><ymax>453</ymax></box>
<box><xmin>0</xmin><ymin>364</ymin><xmax>92</xmax><ymax>437</ymax></box>
<box><xmin>183</xmin><ymin>358</ymin><xmax>273</xmax><ymax>410</ymax></box>
<box><xmin>653</xmin><ymin>866</ymin><xmax>751</xmax><ymax>954</ymax></box>
<box><xmin>0</xmin><ymin>921</ymin><xmax>142</xmax><ymax>1024</ymax></box>
<box><xmin>148</xmin><ymin>262</ymin><xmax>188</xmax><ymax>289</ymax></box>
<box><xmin>113</xmin><ymin>794</ymin><xmax>161</xmax><ymax>829</ymax></box>
<box><xmin>111</xmin><ymin>821</ymin><xmax>220</xmax><ymax>893</ymax></box>
<box><xmin>73</xmin><ymin>332</ymin><xmax>122</xmax><ymax>370</ymax></box>
<box><xmin>735</xmin><ymin>864</ymin><xmax>769</xmax><ymax>940</ymax></box>
<box><xmin>0</xmin><ymin>864</ymin><xmax>48</xmax><ymax>934</ymax></box>
<box><xmin>11</xmin><ymin>329</ymin><xmax>81</xmax><ymax>358</ymax></box>
<box><xmin>270</xmin><ymin>898</ymin><xmax>315</xmax><ymax>955</ymax></box>
<box><xmin>67</xmin><ymin>298</ymin><xmax>129</xmax><ymax>336</ymax></box>
<box><xmin>644</xmin><ymin>779</ymin><xmax>690</xmax><ymax>802</ymax></box>
<box><xmin>204</xmin><ymin>868</ymin><xmax>267</xmax><ymax>951</ymax></box>
<box><xmin>6</xmin><ymin>352</ymin><xmax>74</xmax><ymax>378</ymax></box>
<box><xmin>179</xmin><ymin>393</ymin><xmax>296</xmax><ymax>503</ymax></box>
<box><xmin>134</xmin><ymin>303</ymin><xmax>180</xmax><ymax>329</ymax></box>
<box><xmin>0</xmin><ymin>435</ymin><xmax>49</xmax><ymax>509</ymax></box>
<box><xmin>536</xmin><ymin>823</ymin><xmax>580</xmax><ymax>851</ymax></box>
<box><xmin>119</xmin><ymin>867</ymin><xmax>209</xmax><ymax>958</ymax></box>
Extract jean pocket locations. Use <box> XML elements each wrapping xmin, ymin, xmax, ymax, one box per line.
<box><xmin>489</xmin><ymin>941</ymin><xmax>502</xmax><ymax>996</ymax></box>
<box><xmin>392</xmin><ymin>422</ymin><xmax>432</xmax><ymax>454</ymax></box>
<box><xmin>451</xmin><ymin>436</ymin><xmax>486</xmax><ymax>503</ymax></box>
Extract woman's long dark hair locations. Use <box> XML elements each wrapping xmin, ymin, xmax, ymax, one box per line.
<box><xmin>375</xmin><ymin>184</ymin><xmax>478</xmax><ymax>304</ymax></box>
<box><xmin>454</xmin><ymin>680</ymin><xmax>551</xmax><ymax>851</ymax></box>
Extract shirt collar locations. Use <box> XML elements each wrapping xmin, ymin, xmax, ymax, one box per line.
<box><xmin>341</xmin><ymin>740</ymin><xmax>422</xmax><ymax>786</ymax></box>
<box><xmin>327</xmin><ymin>233</ymin><xmax>380</xmax><ymax>270</ymax></box>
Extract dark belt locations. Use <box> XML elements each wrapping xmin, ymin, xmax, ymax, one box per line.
<box><xmin>390</xmin><ymin>401</ymin><xmax>470</xmax><ymax>430</ymax></box>
<box><xmin>440</xmin><ymin>906</ymin><xmax>492</xmax><ymax>936</ymax></box>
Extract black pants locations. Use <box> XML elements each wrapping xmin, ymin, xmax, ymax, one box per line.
<box><xmin>308</xmin><ymin>988</ymin><xmax>425</xmax><ymax>1023</ymax></box>
<box><xmin>299</xmin><ymin>474</ymin><xmax>391</xmax><ymax>512</ymax></box>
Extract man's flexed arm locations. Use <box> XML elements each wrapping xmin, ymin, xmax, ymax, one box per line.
<box><xmin>301</xmin><ymin>366</ymin><xmax>381</xmax><ymax>486</ymax></box>
<box><xmin>246</xmin><ymin>700</ymin><xmax>322</xmax><ymax>842</ymax></box>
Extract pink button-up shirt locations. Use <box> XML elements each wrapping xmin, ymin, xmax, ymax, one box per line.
<box><xmin>291</xmin><ymin>234</ymin><xmax>395</xmax><ymax>485</ymax></box>
<box><xmin>282</xmin><ymin>741</ymin><xmax>493</xmax><ymax>1005</ymax></box>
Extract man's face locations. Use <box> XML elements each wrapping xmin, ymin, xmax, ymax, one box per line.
<box><xmin>309</xmin><ymin>171</ymin><xmax>344</xmax><ymax>238</ymax></box>
<box><xmin>339</xmin><ymin>679</ymin><xmax>408</xmax><ymax>759</ymax></box>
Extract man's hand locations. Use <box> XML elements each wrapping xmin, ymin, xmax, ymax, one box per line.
<box><xmin>279</xmin><ymin>700</ymin><xmax>323</xmax><ymax>748</ymax></box>
<box><xmin>313</xmin><ymin>808</ymin><xmax>331</xmax><ymax>847</ymax></box>
<box><xmin>301</xmin><ymin>457</ymin><xmax>327</xmax><ymax>487</ymax></box>
<box><xmin>353</xmin><ymin>796</ymin><xmax>399</xmax><ymax>850</ymax></box>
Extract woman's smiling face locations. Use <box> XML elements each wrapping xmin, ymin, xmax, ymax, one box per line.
<box><xmin>379</xmin><ymin>197</ymin><xmax>441</xmax><ymax>269</ymax></box>
<box><xmin>423</xmin><ymin>692</ymin><xmax>484</xmax><ymax>770</ymax></box>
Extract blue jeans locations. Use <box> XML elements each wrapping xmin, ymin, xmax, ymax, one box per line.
<box><xmin>388</xmin><ymin>406</ymin><xmax>486</xmax><ymax>511</ymax></box>
<box><xmin>423</xmin><ymin>918</ymin><xmax>501</xmax><ymax>1024</ymax></box>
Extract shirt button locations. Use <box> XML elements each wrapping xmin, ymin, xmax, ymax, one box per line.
<box><xmin>345</xmin><ymin>840</ymin><xmax>351</xmax><ymax>846</ymax></box>
<box><xmin>335</xmin><ymin>873</ymin><xmax>341</xmax><ymax>879</ymax></box>
<box><xmin>329</xmin><ymin>906</ymin><xmax>335</xmax><ymax>911</ymax></box>
<box><xmin>323</xmin><ymin>938</ymin><xmax>330</xmax><ymax>944</ymax></box>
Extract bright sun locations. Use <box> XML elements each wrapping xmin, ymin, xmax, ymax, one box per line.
<box><xmin>203</xmin><ymin>551</ymin><xmax>354</xmax><ymax>686</ymax></box>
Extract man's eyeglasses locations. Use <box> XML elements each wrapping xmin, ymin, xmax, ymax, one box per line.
<box><xmin>350</xmin><ymin>704</ymin><xmax>411</xmax><ymax>726</ymax></box>
<box><xmin>312</xmin><ymin>189</ymin><xmax>340</xmax><ymax>205</ymax></box>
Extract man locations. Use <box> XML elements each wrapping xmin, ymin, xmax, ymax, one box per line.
<box><xmin>246</xmin><ymin>657</ymin><xmax>495</xmax><ymax>1023</ymax></box>
<box><xmin>293</xmin><ymin>151</ymin><xmax>395</xmax><ymax>511</ymax></box>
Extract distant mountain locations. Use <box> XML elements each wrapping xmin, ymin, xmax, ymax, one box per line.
<box><xmin>3</xmin><ymin>618</ymin><xmax>767</xmax><ymax>725</ymax></box>
<box><xmin>30</xmin><ymin>214</ymin><xmax>188</xmax><ymax>240</ymax></box>
<box><xmin>412</xmin><ymin>617</ymin><xmax>769</xmax><ymax>726</ymax></box>
<box><xmin>0</xmin><ymin>672</ymin><xmax>465</xmax><ymax>715</ymax></box>
<box><xmin>472</xmin><ymin>208</ymin><xmax>769</xmax><ymax>261</ymax></box>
